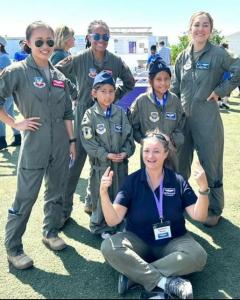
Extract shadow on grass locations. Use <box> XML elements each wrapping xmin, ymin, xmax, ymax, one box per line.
<box><xmin>9</xmin><ymin>244</ymin><xmax>140</xmax><ymax>299</ymax></box>
<box><xmin>188</xmin><ymin>217</ymin><xmax>240</xmax><ymax>299</ymax></box>
<box><xmin>74</xmin><ymin>178</ymin><xmax>88</xmax><ymax>204</ymax></box>
<box><xmin>62</xmin><ymin>218</ymin><xmax>102</xmax><ymax>250</ymax></box>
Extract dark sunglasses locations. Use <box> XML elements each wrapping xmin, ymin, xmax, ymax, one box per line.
<box><xmin>91</xmin><ymin>33</ymin><xmax>110</xmax><ymax>42</ymax></box>
<box><xmin>35</xmin><ymin>39</ymin><xmax>55</xmax><ymax>48</ymax></box>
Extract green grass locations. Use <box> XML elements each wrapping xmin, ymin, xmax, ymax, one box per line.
<box><xmin>0</xmin><ymin>94</ymin><xmax>240</xmax><ymax>299</ymax></box>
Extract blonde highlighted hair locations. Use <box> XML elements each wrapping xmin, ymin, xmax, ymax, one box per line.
<box><xmin>54</xmin><ymin>25</ymin><xmax>74</xmax><ymax>49</ymax></box>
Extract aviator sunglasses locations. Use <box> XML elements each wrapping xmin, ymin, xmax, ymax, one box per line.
<box><xmin>35</xmin><ymin>39</ymin><xmax>55</xmax><ymax>48</ymax></box>
<box><xmin>90</xmin><ymin>33</ymin><xmax>110</xmax><ymax>42</ymax></box>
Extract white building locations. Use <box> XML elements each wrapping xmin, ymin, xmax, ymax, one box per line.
<box><xmin>226</xmin><ymin>31</ymin><xmax>240</xmax><ymax>56</ymax></box>
<box><xmin>108</xmin><ymin>27</ymin><xmax>168</xmax><ymax>69</ymax></box>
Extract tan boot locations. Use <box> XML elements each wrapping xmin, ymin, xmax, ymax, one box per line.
<box><xmin>203</xmin><ymin>215</ymin><xmax>221</xmax><ymax>227</ymax></box>
<box><xmin>7</xmin><ymin>253</ymin><xmax>33</xmax><ymax>270</ymax></box>
<box><xmin>42</xmin><ymin>236</ymin><xmax>67</xmax><ymax>251</ymax></box>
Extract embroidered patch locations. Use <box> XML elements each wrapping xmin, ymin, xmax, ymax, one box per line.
<box><xmin>196</xmin><ymin>62</ymin><xmax>210</xmax><ymax>70</ymax></box>
<box><xmin>52</xmin><ymin>80</ymin><xmax>65</xmax><ymax>88</ymax></box>
<box><xmin>88</xmin><ymin>68</ymin><xmax>97</xmax><ymax>78</ymax></box>
<box><xmin>82</xmin><ymin>126</ymin><xmax>93</xmax><ymax>140</ymax></box>
<box><xmin>165</xmin><ymin>112</ymin><xmax>176</xmax><ymax>120</ymax></box>
<box><xmin>149</xmin><ymin>112</ymin><xmax>159</xmax><ymax>122</ymax></box>
<box><xmin>33</xmin><ymin>77</ymin><xmax>46</xmax><ymax>88</ymax></box>
<box><xmin>163</xmin><ymin>188</ymin><xmax>176</xmax><ymax>197</ymax></box>
<box><xmin>96</xmin><ymin>124</ymin><xmax>106</xmax><ymax>135</ymax></box>
<box><xmin>114</xmin><ymin>124</ymin><xmax>122</xmax><ymax>133</ymax></box>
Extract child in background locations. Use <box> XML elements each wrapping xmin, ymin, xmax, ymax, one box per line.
<box><xmin>81</xmin><ymin>70</ymin><xmax>135</xmax><ymax>239</ymax></box>
<box><xmin>146</xmin><ymin>45</ymin><xmax>159</xmax><ymax>70</ymax></box>
<box><xmin>130</xmin><ymin>57</ymin><xmax>185</xmax><ymax>171</ymax></box>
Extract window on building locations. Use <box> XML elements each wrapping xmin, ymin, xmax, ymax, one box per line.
<box><xmin>129</xmin><ymin>41</ymin><xmax>136</xmax><ymax>53</ymax></box>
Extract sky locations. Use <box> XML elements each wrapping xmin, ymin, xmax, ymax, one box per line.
<box><xmin>1</xmin><ymin>0</ymin><xmax>239</xmax><ymax>44</ymax></box>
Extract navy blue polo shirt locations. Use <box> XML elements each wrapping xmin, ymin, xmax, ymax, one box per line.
<box><xmin>114</xmin><ymin>167</ymin><xmax>197</xmax><ymax>246</ymax></box>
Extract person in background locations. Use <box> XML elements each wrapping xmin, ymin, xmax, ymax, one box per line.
<box><xmin>50</xmin><ymin>25</ymin><xmax>75</xmax><ymax>66</ymax></box>
<box><xmin>146</xmin><ymin>45</ymin><xmax>159</xmax><ymax>70</ymax></box>
<box><xmin>56</xmin><ymin>20</ymin><xmax>135</xmax><ymax>224</ymax></box>
<box><xmin>158</xmin><ymin>41</ymin><xmax>171</xmax><ymax>67</ymax></box>
<box><xmin>0</xmin><ymin>21</ymin><xmax>76</xmax><ymax>270</ymax></box>
<box><xmin>131</xmin><ymin>57</ymin><xmax>185</xmax><ymax>171</ymax></box>
<box><xmin>85</xmin><ymin>35</ymin><xmax>91</xmax><ymax>49</ymax></box>
<box><xmin>0</xmin><ymin>36</ymin><xmax>21</xmax><ymax>150</ymax></box>
<box><xmin>171</xmin><ymin>11</ymin><xmax>240</xmax><ymax>227</ymax></box>
<box><xmin>100</xmin><ymin>131</ymin><xmax>208</xmax><ymax>299</ymax></box>
<box><xmin>14</xmin><ymin>40</ymin><xmax>29</xmax><ymax>62</ymax></box>
<box><xmin>81</xmin><ymin>70</ymin><xmax>135</xmax><ymax>239</ymax></box>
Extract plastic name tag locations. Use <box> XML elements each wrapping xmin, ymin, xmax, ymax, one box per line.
<box><xmin>153</xmin><ymin>221</ymin><xmax>172</xmax><ymax>240</ymax></box>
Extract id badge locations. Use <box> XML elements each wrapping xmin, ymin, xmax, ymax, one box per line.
<box><xmin>153</xmin><ymin>221</ymin><xmax>172</xmax><ymax>241</ymax></box>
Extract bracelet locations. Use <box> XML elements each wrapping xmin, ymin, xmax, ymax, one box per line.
<box><xmin>198</xmin><ymin>187</ymin><xmax>210</xmax><ymax>195</ymax></box>
<box><xmin>69</xmin><ymin>138</ymin><xmax>77</xmax><ymax>144</ymax></box>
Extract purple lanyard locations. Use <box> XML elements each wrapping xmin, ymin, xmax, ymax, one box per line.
<box><xmin>146</xmin><ymin>171</ymin><xmax>164</xmax><ymax>220</ymax></box>
<box><xmin>153</xmin><ymin>182</ymin><xmax>164</xmax><ymax>220</ymax></box>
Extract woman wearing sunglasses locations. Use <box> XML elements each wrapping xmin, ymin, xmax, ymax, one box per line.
<box><xmin>100</xmin><ymin>130</ymin><xmax>209</xmax><ymax>299</ymax></box>
<box><xmin>56</xmin><ymin>20</ymin><xmax>135</xmax><ymax>224</ymax></box>
<box><xmin>0</xmin><ymin>21</ymin><xmax>76</xmax><ymax>270</ymax></box>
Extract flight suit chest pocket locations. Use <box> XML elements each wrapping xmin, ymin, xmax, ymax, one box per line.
<box><xmin>51</xmin><ymin>83</ymin><xmax>66</xmax><ymax>118</ymax></box>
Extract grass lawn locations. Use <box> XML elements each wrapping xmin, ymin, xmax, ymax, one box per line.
<box><xmin>0</xmin><ymin>94</ymin><xmax>240</xmax><ymax>299</ymax></box>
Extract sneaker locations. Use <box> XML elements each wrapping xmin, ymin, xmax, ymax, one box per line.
<box><xmin>118</xmin><ymin>274</ymin><xmax>138</xmax><ymax>295</ymax></box>
<box><xmin>221</xmin><ymin>103</ymin><xmax>230</xmax><ymax>109</ymax></box>
<box><xmin>0</xmin><ymin>136</ymin><xmax>7</xmax><ymax>150</ymax></box>
<box><xmin>9</xmin><ymin>134</ymin><xmax>21</xmax><ymax>147</ymax></box>
<box><xmin>7</xmin><ymin>253</ymin><xmax>34</xmax><ymax>270</ymax></box>
<box><xmin>42</xmin><ymin>236</ymin><xmax>67</xmax><ymax>251</ymax></box>
<box><xmin>140</xmin><ymin>290</ymin><xmax>166</xmax><ymax>299</ymax></box>
<box><xmin>84</xmin><ymin>206</ymin><xmax>92</xmax><ymax>216</ymax></box>
<box><xmin>101</xmin><ymin>232</ymin><xmax>112</xmax><ymax>240</ymax></box>
<box><xmin>165</xmin><ymin>277</ymin><xmax>193</xmax><ymax>299</ymax></box>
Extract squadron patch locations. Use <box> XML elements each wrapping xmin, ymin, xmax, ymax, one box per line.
<box><xmin>96</xmin><ymin>124</ymin><xmax>106</xmax><ymax>135</ymax></box>
<box><xmin>33</xmin><ymin>77</ymin><xmax>46</xmax><ymax>88</ymax></box>
<box><xmin>114</xmin><ymin>124</ymin><xmax>122</xmax><ymax>133</ymax></box>
<box><xmin>82</xmin><ymin>126</ymin><xmax>93</xmax><ymax>140</ymax></box>
<box><xmin>149</xmin><ymin>112</ymin><xmax>160</xmax><ymax>122</ymax></box>
<box><xmin>88</xmin><ymin>68</ymin><xmax>97</xmax><ymax>78</ymax></box>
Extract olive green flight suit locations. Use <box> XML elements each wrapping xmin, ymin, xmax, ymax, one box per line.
<box><xmin>0</xmin><ymin>55</ymin><xmax>73</xmax><ymax>256</ymax></box>
<box><xmin>56</xmin><ymin>49</ymin><xmax>135</xmax><ymax>218</ymax></box>
<box><xmin>81</xmin><ymin>102</ymin><xmax>135</xmax><ymax>234</ymax></box>
<box><xmin>171</xmin><ymin>41</ymin><xmax>240</xmax><ymax>216</ymax></box>
<box><xmin>130</xmin><ymin>91</ymin><xmax>185</xmax><ymax>171</ymax></box>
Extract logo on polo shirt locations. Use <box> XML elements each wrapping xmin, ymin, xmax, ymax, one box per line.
<box><xmin>163</xmin><ymin>188</ymin><xmax>176</xmax><ymax>196</ymax></box>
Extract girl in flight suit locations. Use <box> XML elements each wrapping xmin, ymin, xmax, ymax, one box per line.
<box><xmin>0</xmin><ymin>21</ymin><xmax>76</xmax><ymax>270</ymax></box>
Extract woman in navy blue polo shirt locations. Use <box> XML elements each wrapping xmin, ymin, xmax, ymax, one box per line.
<box><xmin>100</xmin><ymin>131</ymin><xmax>209</xmax><ymax>299</ymax></box>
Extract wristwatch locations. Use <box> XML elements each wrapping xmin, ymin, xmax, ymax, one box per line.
<box><xmin>69</xmin><ymin>138</ymin><xmax>77</xmax><ymax>144</ymax></box>
<box><xmin>198</xmin><ymin>187</ymin><xmax>210</xmax><ymax>195</ymax></box>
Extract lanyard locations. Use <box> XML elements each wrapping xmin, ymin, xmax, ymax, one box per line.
<box><xmin>146</xmin><ymin>170</ymin><xmax>164</xmax><ymax>221</ymax></box>
<box><xmin>153</xmin><ymin>91</ymin><xmax>168</xmax><ymax>108</ymax></box>
<box><xmin>104</xmin><ymin>105</ymin><xmax>112</xmax><ymax>118</ymax></box>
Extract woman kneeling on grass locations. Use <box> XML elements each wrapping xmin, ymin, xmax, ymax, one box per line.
<box><xmin>100</xmin><ymin>130</ymin><xmax>209</xmax><ymax>299</ymax></box>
